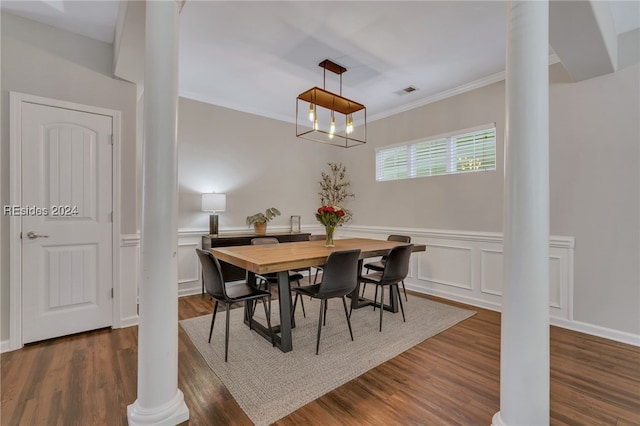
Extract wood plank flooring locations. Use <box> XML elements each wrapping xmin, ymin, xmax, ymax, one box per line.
<box><xmin>2</xmin><ymin>290</ymin><xmax>639</xmax><ymax>425</ymax></box>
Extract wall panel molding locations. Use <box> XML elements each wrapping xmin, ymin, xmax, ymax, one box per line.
<box><xmin>336</xmin><ymin>226</ymin><xmax>640</xmax><ymax>344</ymax></box>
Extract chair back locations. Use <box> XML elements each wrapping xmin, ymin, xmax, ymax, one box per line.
<box><xmin>381</xmin><ymin>235</ymin><xmax>411</xmax><ymax>261</ymax></box>
<box><xmin>318</xmin><ymin>249</ymin><xmax>361</xmax><ymax>297</ymax></box>
<box><xmin>195</xmin><ymin>248</ymin><xmax>227</xmax><ymax>299</ymax></box>
<box><xmin>251</xmin><ymin>237</ymin><xmax>279</xmax><ymax>245</ymax></box>
<box><xmin>308</xmin><ymin>234</ymin><xmax>326</xmax><ymax>241</ymax></box>
<box><xmin>381</xmin><ymin>244</ymin><xmax>413</xmax><ymax>284</ymax></box>
<box><xmin>388</xmin><ymin>234</ymin><xmax>411</xmax><ymax>243</ymax></box>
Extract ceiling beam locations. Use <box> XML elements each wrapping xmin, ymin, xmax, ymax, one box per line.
<box><xmin>113</xmin><ymin>0</ymin><xmax>145</xmax><ymax>85</ymax></box>
<box><xmin>550</xmin><ymin>0</ymin><xmax>618</xmax><ymax>81</ymax></box>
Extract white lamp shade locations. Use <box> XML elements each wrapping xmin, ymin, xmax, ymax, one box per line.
<box><xmin>202</xmin><ymin>193</ymin><xmax>226</xmax><ymax>212</ymax></box>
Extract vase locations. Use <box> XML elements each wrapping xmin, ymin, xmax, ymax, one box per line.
<box><xmin>325</xmin><ymin>225</ymin><xmax>335</xmax><ymax>247</ymax></box>
<box><xmin>254</xmin><ymin>222</ymin><xmax>267</xmax><ymax>236</ymax></box>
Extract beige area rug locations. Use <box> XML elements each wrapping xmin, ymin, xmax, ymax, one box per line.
<box><xmin>180</xmin><ymin>290</ymin><xmax>475</xmax><ymax>425</ymax></box>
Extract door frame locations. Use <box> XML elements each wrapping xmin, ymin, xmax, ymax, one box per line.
<box><xmin>9</xmin><ymin>92</ymin><xmax>122</xmax><ymax>351</ymax></box>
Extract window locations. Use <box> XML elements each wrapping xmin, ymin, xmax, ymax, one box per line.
<box><xmin>376</xmin><ymin>124</ymin><xmax>496</xmax><ymax>181</ymax></box>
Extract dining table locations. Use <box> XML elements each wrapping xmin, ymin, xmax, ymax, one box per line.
<box><xmin>210</xmin><ymin>237</ymin><xmax>426</xmax><ymax>352</ymax></box>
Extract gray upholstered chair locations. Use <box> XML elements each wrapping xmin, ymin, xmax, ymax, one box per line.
<box><xmin>359</xmin><ymin>244</ymin><xmax>413</xmax><ymax>332</ymax></box>
<box><xmin>292</xmin><ymin>249</ymin><xmax>361</xmax><ymax>354</ymax></box>
<box><xmin>195</xmin><ymin>248</ymin><xmax>274</xmax><ymax>362</ymax></box>
<box><xmin>362</xmin><ymin>235</ymin><xmax>412</xmax><ymax>301</ymax></box>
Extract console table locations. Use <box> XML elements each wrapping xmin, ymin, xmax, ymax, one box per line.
<box><xmin>201</xmin><ymin>232</ymin><xmax>311</xmax><ymax>291</ymax></box>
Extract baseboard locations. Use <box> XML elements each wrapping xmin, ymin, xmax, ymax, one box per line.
<box><xmin>407</xmin><ymin>283</ymin><xmax>640</xmax><ymax>347</ymax></box>
<box><xmin>179</xmin><ymin>285</ymin><xmax>202</xmax><ymax>298</ymax></box>
<box><xmin>1</xmin><ymin>339</ymin><xmax>11</xmax><ymax>353</ymax></box>
<box><xmin>405</xmin><ymin>282</ymin><xmax>502</xmax><ymax>313</ymax></box>
<box><xmin>551</xmin><ymin>318</ymin><xmax>640</xmax><ymax>347</ymax></box>
<box><xmin>119</xmin><ymin>315</ymin><xmax>139</xmax><ymax>328</ymax></box>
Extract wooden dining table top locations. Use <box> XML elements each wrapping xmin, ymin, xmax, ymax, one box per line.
<box><xmin>210</xmin><ymin>237</ymin><xmax>426</xmax><ymax>275</ymax></box>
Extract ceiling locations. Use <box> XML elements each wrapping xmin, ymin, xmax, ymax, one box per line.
<box><xmin>2</xmin><ymin>1</ymin><xmax>638</xmax><ymax>123</ymax></box>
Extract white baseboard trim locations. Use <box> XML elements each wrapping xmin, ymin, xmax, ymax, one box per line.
<box><xmin>551</xmin><ymin>318</ymin><xmax>640</xmax><ymax>347</ymax></box>
<box><xmin>405</xmin><ymin>282</ymin><xmax>502</xmax><ymax>313</ymax></box>
<box><xmin>119</xmin><ymin>315</ymin><xmax>139</xmax><ymax>328</ymax></box>
<box><xmin>1</xmin><ymin>339</ymin><xmax>11</xmax><ymax>353</ymax></box>
<box><xmin>179</xmin><ymin>285</ymin><xmax>202</xmax><ymax>298</ymax></box>
<box><xmin>406</xmin><ymin>283</ymin><xmax>640</xmax><ymax>347</ymax></box>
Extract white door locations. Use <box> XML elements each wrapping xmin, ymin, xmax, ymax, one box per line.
<box><xmin>21</xmin><ymin>102</ymin><xmax>114</xmax><ymax>344</ymax></box>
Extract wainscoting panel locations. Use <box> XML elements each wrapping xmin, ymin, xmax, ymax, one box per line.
<box><xmin>177</xmin><ymin>232</ymin><xmax>204</xmax><ymax>296</ymax></box>
<box><xmin>178</xmin><ymin>242</ymin><xmax>199</xmax><ymax>284</ymax></box>
<box><xmin>419</xmin><ymin>244</ymin><xmax>472</xmax><ymax>290</ymax></box>
<box><xmin>480</xmin><ymin>249</ymin><xmax>503</xmax><ymax>296</ymax></box>
<box><xmin>119</xmin><ymin>234</ymin><xmax>140</xmax><ymax>327</ymax></box>
<box><xmin>341</xmin><ymin>226</ymin><xmax>575</xmax><ymax>322</ymax></box>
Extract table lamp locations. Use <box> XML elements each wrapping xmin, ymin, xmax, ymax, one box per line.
<box><xmin>202</xmin><ymin>193</ymin><xmax>226</xmax><ymax>235</ymax></box>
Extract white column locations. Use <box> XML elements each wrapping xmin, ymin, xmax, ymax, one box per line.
<box><xmin>493</xmin><ymin>1</ymin><xmax>549</xmax><ymax>426</ymax></box>
<box><xmin>127</xmin><ymin>1</ymin><xmax>189</xmax><ymax>425</ymax></box>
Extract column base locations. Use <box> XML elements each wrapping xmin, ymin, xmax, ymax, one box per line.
<box><xmin>127</xmin><ymin>389</ymin><xmax>189</xmax><ymax>425</ymax></box>
<box><xmin>492</xmin><ymin>411</ymin><xmax>506</xmax><ymax>426</ymax></box>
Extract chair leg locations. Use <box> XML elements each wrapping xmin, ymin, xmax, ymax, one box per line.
<box><xmin>316</xmin><ymin>299</ymin><xmax>325</xmax><ymax>355</ymax></box>
<box><xmin>294</xmin><ymin>279</ymin><xmax>306</xmax><ymax>318</ymax></box>
<box><xmin>263</xmin><ymin>295</ymin><xmax>275</xmax><ymax>347</ymax></box>
<box><xmin>225</xmin><ymin>302</ymin><xmax>231</xmax><ymax>362</ymax></box>
<box><xmin>209</xmin><ymin>300</ymin><xmax>219</xmax><ymax>343</ymax></box>
<box><xmin>342</xmin><ymin>296</ymin><xmax>354</xmax><ymax>341</ymax></box>
<box><xmin>396</xmin><ymin>284</ymin><xmax>406</xmax><ymax>322</ymax></box>
<box><xmin>373</xmin><ymin>285</ymin><xmax>379</xmax><ymax>311</ymax></box>
<box><xmin>379</xmin><ymin>286</ymin><xmax>384</xmax><ymax>332</ymax></box>
<box><xmin>323</xmin><ymin>299</ymin><xmax>328</xmax><ymax>326</ymax></box>
<box><xmin>401</xmin><ymin>279</ymin><xmax>408</xmax><ymax>301</ymax></box>
<box><xmin>291</xmin><ymin>293</ymin><xmax>299</xmax><ymax>323</ymax></box>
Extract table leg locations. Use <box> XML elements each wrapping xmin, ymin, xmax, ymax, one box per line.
<box><xmin>276</xmin><ymin>270</ymin><xmax>293</xmax><ymax>352</ymax></box>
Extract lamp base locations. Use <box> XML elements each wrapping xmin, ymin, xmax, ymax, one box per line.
<box><xmin>209</xmin><ymin>214</ymin><xmax>219</xmax><ymax>235</ymax></box>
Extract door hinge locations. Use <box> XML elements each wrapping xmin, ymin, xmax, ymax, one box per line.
<box><xmin>19</xmin><ymin>232</ymin><xmax>22</xmax><ymax>239</ymax></box>
<box><xmin>110</xmin><ymin>212</ymin><xmax>113</xmax><ymax>222</ymax></box>
<box><xmin>110</xmin><ymin>135</ymin><xmax>114</xmax><ymax>145</ymax></box>
<box><xmin>111</xmin><ymin>288</ymin><xmax>114</xmax><ymax>298</ymax></box>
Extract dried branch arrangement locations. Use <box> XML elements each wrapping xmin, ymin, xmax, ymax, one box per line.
<box><xmin>318</xmin><ymin>162</ymin><xmax>354</xmax><ymax>224</ymax></box>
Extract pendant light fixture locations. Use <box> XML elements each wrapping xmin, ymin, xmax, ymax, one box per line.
<box><xmin>296</xmin><ymin>59</ymin><xmax>366</xmax><ymax>147</ymax></box>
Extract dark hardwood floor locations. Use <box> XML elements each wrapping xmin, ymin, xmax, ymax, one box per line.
<box><xmin>2</xmin><ymin>288</ymin><xmax>639</xmax><ymax>425</ymax></box>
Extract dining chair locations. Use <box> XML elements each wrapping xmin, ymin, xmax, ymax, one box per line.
<box><xmin>291</xmin><ymin>248</ymin><xmax>361</xmax><ymax>355</ymax></box>
<box><xmin>362</xmin><ymin>235</ymin><xmax>412</xmax><ymax>301</ymax></box>
<box><xmin>195</xmin><ymin>248</ymin><xmax>274</xmax><ymax>362</ymax></box>
<box><xmin>251</xmin><ymin>237</ymin><xmax>306</xmax><ymax>318</ymax></box>
<box><xmin>359</xmin><ymin>244</ymin><xmax>413</xmax><ymax>332</ymax></box>
<box><xmin>308</xmin><ymin>234</ymin><xmax>327</xmax><ymax>284</ymax></box>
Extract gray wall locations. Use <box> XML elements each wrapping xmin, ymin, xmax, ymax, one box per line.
<box><xmin>1</xmin><ymin>13</ymin><xmax>138</xmax><ymax>340</ymax></box>
<box><xmin>177</xmin><ymin>62</ymin><xmax>639</xmax><ymax>335</ymax></box>
<box><xmin>177</xmin><ymin>97</ymin><xmax>335</xmax><ymax>231</ymax></box>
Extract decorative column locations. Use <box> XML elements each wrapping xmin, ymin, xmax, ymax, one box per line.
<box><xmin>127</xmin><ymin>1</ymin><xmax>189</xmax><ymax>425</ymax></box>
<box><xmin>493</xmin><ymin>1</ymin><xmax>550</xmax><ymax>425</ymax></box>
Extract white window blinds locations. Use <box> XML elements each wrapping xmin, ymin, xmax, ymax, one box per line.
<box><xmin>376</xmin><ymin>125</ymin><xmax>496</xmax><ymax>181</ymax></box>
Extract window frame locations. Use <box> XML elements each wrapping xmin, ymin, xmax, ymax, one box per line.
<box><xmin>375</xmin><ymin>123</ymin><xmax>497</xmax><ymax>182</ymax></box>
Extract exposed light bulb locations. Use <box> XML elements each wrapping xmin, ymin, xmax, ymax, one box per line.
<box><xmin>329</xmin><ymin>115</ymin><xmax>336</xmax><ymax>135</ymax></box>
<box><xmin>346</xmin><ymin>114</ymin><xmax>354</xmax><ymax>134</ymax></box>
<box><xmin>313</xmin><ymin>116</ymin><xmax>318</xmax><ymax>130</ymax></box>
<box><xmin>308</xmin><ymin>103</ymin><xmax>315</xmax><ymax>122</ymax></box>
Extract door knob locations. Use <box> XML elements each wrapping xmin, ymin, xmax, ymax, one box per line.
<box><xmin>26</xmin><ymin>231</ymin><xmax>49</xmax><ymax>239</ymax></box>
